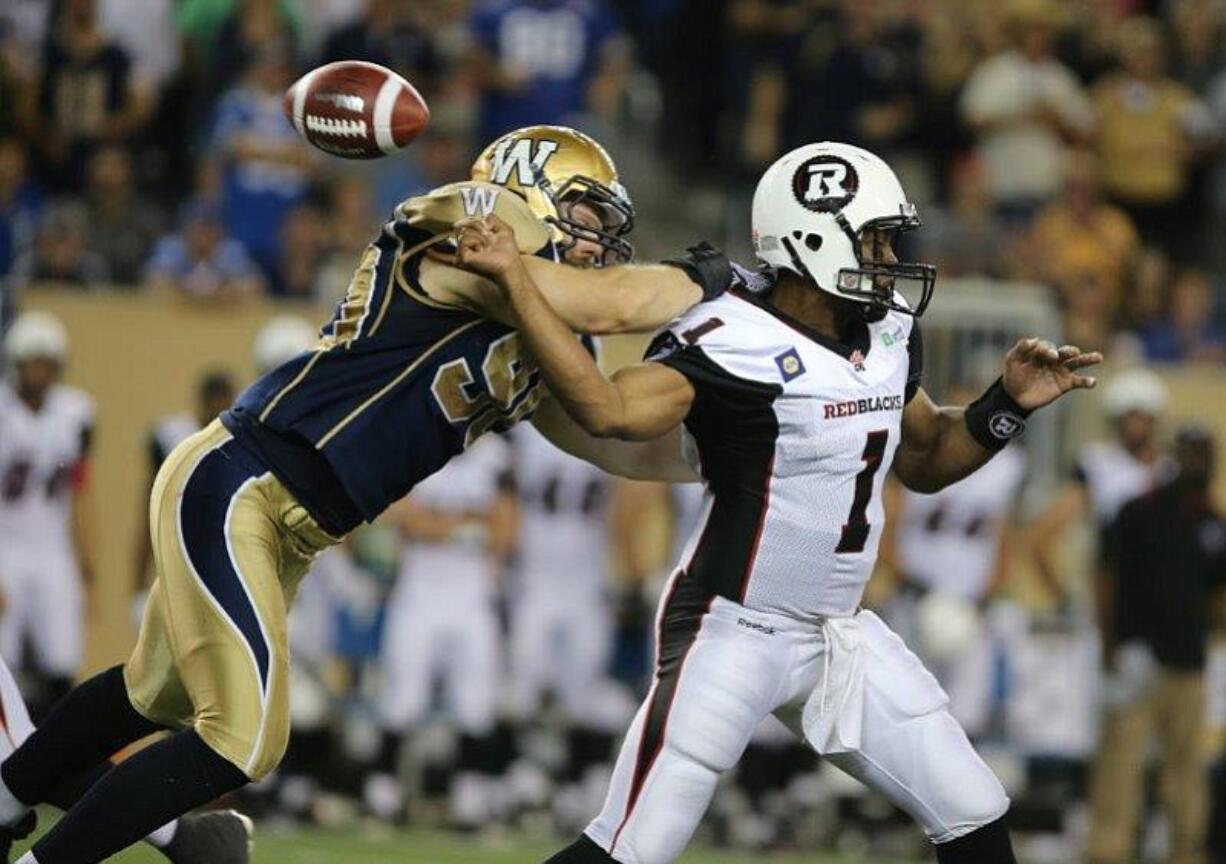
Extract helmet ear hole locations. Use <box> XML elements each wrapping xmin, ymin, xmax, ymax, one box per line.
<box><xmin>804</xmin><ymin>233</ymin><xmax>823</xmax><ymax>252</ymax></box>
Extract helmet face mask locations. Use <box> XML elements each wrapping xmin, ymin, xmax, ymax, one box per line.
<box><xmin>754</xmin><ymin>143</ymin><xmax>936</xmax><ymax>317</ymax></box>
<box><xmin>540</xmin><ymin>173</ymin><xmax>635</xmax><ymax>267</ymax></box>
<box><xmin>471</xmin><ymin>125</ymin><xmax>635</xmax><ymax>267</ymax></box>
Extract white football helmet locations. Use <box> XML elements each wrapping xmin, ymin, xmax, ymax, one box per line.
<box><xmin>253</xmin><ymin>315</ymin><xmax>317</xmax><ymax>375</ymax></box>
<box><xmin>1103</xmin><ymin>368</ymin><xmax>1168</xmax><ymax>418</ymax></box>
<box><xmin>5</xmin><ymin>310</ymin><xmax>68</xmax><ymax>363</ymax></box>
<box><xmin>752</xmin><ymin>142</ymin><xmax>935</xmax><ymax>316</ymax></box>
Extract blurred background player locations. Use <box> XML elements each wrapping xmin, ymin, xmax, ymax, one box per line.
<box><xmin>368</xmin><ymin>434</ymin><xmax>517</xmax><ymax>828</ymax></box>
<box><xmin>131</xmin><ymin>369</ymin><xmax>237</xmax><ymax>623</ymax></box>
<box><xmin>1029</xmin><ymin>367</ymin><xmax>1170</xmax><ymax>609</ymax></box>
<box><xmin>1088</xmin><ymin>426</ymin><xmax>1226</xmax><ymax>864</ymax></box>
<box><xmin>0</xmin><ymin>310</ymin><xmax>94</xmax><ymax>722</ymax></box>
<box><xmin>506</xmin><ymin>420</ymin><xmax>634</xmax><ymax>826</ymax></box>
<box><xmin>881</xmin><ymin>371</ymin><xmax>1028</xmax><ymax>741</ymax></box>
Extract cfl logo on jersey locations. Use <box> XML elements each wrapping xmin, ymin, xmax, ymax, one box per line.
<box><xmin>793</xmin><ymin>156</ymin><xmax>859</xmax><ymax>213</ymax></box>
<box><xmin>460</xmin><ymin>186</ymin><xmax>500</xmax><ymax>217</ymax></box>
<box><xmin>490</xmin><ymin>138</ymin><xmax>560</xmax><ymax>186</ymax></box>
<box><xmin>988</xmin><ymin>411</ymin><xmax>1026</xmax><ymax>441</ymax></box>
<box><xmin>775</xmin><ymin>347</ymin><xmax>806</xmax><ymax>382</ymax></box>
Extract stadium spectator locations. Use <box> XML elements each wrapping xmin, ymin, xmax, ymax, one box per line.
<box><xmin>469</xmin><ymin>0</ymin><xmax>630</xmax><ymax>142</ymax></box>
<box><xmin>83</xmin><ymin>145</ymin><xmax>165</xmax><ymax>286</ymax></box>
<box><xmin>212</xmin><ymin>0</ymin><xmax>302</xmax><ymax>93</ymax></box>
<box><xmin>959</xmin><ymin>0</ymin><xmax>1094</xmax><ymax>222</ymax></box>
<box><xmin>10</xmin><ymin>201</ymin><xmax>110</xmax><ymax>290</ymax></box>
<box><xmin>781</xmin><ymin>1</ymin><xmax>923</xmax><ymax>170</ymax></box>
<box><xmin>1091</xmin><ymin>16</ymin><xmax>1213</xmax><ymax>258</ymax></box>
<box><xmin>208</xmin><ymin>42</ymin><xmax>315</xmax><ymax>281</ymax></box>
<box><xmin>18</xmin><ymin>0</ymin><xmax>151</xmax><ymax>191</ymax></box>
<box><xmin>313</xmin><ymin>173</ymin><xmax>380</xmax><ymax>305</ymax></box>
<box><xmin>273</xmin><ymin>203</ymin><xmax>329</xmax><ymax>298</ymax></box>
<box><xmin>1168</xmin><ymin>0</ymin><xmax>1226</xmax><ymax>93</ymax></box>
<box><xmin>916</xmin><ymin>155</ymin><xmax>1010</xmax><ymax>278</ymax></box>
<box><xmin>0</xmin><ymin>139</ymin><xmax>42</xmax><ymax>289</ymax></box>
<box><xmin>318</xmin><ymin>0</ymin><xmax>443</xmax><ymax>91</ymax></box>
<box><xmin>145</xmin><ymin>198</ymin><xmax>265</xmax><ymax>300</ymax></box>
<box><xmin>1088</xmin><ymin>426</ymin><xmax>1226</xmax><ymax>864</ymax></box>
<box><xmin>98</xmin><ymin>0</ymin><xmax>180</xmax><ymax>94</ymax></box>
<box><xmin>1026</xmin><ymin>149</ymin><xmax>1140</xmax><ymax>310</ymax></box>
<box><xmin>1139</xmin><ymin>267</ymin><xmax>1226</xmax><ymax>363</ymax></box>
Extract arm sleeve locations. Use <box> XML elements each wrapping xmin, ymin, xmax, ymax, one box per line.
<box><xmin>905</xmin><ymin>321</ymin><xmax>923</xmax><ymax>404</ymax></box>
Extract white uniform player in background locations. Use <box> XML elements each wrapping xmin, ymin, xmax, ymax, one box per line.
<box><xmin>507</xmin><ymin>422</ymin><xmax>628</xmax><ymax>785</ymax></box>
<box><xmin>882</xmin><ymin>395</ymin><xmax>1027</xmax><ymax>739</ymax></box>
<box><xmin>0</xmin><ymin>311</ymin><xmax>95</xmax><ymax>720</ymax></box>
<box><xmin>369</xmin><ymin>434</ymin><xmax>517</xmax><ymax>827</ymax></box>
<box><xmin>1021</xmin><ymin>369</ymin><xmax>1169</xmax><ymax>757</ymax></box>
<box><xmin>450</xmin><ymin>141</ymin><xmax>1102</xmax><ymax>864</ymax></box>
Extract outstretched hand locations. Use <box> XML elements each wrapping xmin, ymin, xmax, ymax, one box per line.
<box><xmin>453</xmin><ymin>214</ymin><xmax>523</xmax><ymax>284</ymax></box>
<box><xmin>1002</xmin><ymin>338</ymin><xmax>1103</xmax><ymax>411</ymax></box>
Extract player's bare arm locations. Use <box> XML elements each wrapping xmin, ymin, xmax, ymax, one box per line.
<box><xmin>894</xmin><ymin>338</ymin><xmax>1102</xmax><ymax>493</ymax></box>
<box><xmin>531</xmin><ymin>395</ymin><xmax>700</xmax><ymax>483</ymax></box>
<box><xmin>454</xmin><ymin>215</ymin><xmax>697</xmax><ymax>441</ymax></box>
<box><xmin>423</xmin><ymin>253</ymin><xmax>705</xmax><ymax>335</ymax></box>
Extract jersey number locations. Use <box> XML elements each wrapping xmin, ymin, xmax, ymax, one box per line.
<box><xmin>835</xmin><ymin>430</ymin><xmax>888</xmax><ymax>554</ymax></box>
<box><xmin>432</xmin><ymin>333</ymin><xmax>540</xmax><ymax>445</ymax></box>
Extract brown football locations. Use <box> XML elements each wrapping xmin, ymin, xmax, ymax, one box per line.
<box><xmin>283</xmin><ymin>61</ymin><xmax>430</xmax><ymax>160</ymax></box>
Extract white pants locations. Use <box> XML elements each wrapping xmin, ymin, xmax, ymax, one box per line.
<box><xmin>379</xmin><ymin>582</ymin><xmax>499</xmax><ymax>736</ymax></box>
<box><xmin>0</xmin><ymin>548</ymin><xmax>83</xmax><ymax>678</ymax></box>
<box><xmin>586</xmin><ymin>575</ymin><xmax>1009</xmax><ymax>864</ymax></box>
<box><xmin>509</xmin><ymin>590</ymin><xmax>610</xmax><ymax>724</ymax></box>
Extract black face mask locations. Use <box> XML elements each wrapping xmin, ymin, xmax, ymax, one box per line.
<box><xmin>533</xmin><ymin>172</ymin><xmax>635</xmax><ymax>267</ymax></box>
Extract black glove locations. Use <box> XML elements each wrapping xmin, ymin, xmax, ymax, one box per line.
<box><xmin>663</xmin><ymin>241</ymin><xmax>733</xmax><ymax>302</ymax></box>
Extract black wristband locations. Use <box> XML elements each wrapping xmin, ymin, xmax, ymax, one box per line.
<box><xmin>964</xmin><ymin>377</ymin><xmax>1032</xmax><ymax>451</ymax></box>
<box><xmin>662</xmin><ymin>241</ymin><xmax>733</xmax><ymax>302</ymax></box>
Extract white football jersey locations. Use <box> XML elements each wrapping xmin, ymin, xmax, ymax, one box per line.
<box><xmin>649</xmin><ymin>285</ymin><xmax>921</xmax><ymax>619</ymax></box>
<box><xmin>1074</xmin><ymin>440</ymin><xmax>1163</xmax><ymax>527</ymax></box>
<box><xmin>896</xmin><ymin>446</ymin><xmax>1026</xmax><ymax>601</ymax></box>
<box><xmin>0</xmin><ymin>382</ymin><xmax>94</xmax><ymax>551</ymax></box>
<box><xmin>398</xmin><ymin>433</ymin><xmax>511</xmax><ymax>596</ymax></box>
<box><xmin>509</xmin><ymin>424</ymin><xmax>609</xmax><ymax>596</ymax></box>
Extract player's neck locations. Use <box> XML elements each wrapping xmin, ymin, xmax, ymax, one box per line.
<box><xmin>17</xmin><ymin>387</ymin><xmax>45</xmax><ymax>413</ymax></box>
<box><xmin>769</xmin><ymin>274</ymin><xmax>847</xmax><ymax>343</ymax></box>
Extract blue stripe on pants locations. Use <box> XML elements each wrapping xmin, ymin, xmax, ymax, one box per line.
<box><xmin>178</xmin><ymin>440</ymin><xmax>270</xmax><ymax>693</ymax></box>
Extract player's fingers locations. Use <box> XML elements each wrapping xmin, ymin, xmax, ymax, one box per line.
<box><xmin>1064</xmin><ymin>351</ymin><xmax>1103</xmax><ymax>370</ymax></box>
<box><xmin>1035</xmin><ymin>340</ymin><xmax>1059</xmax><ymax>362</ymax></box>
<box><xmin>1008</xmin><ymin>337</ymin><xmax>1039</xmax><ymax>362</ymax></box>
<box><xmin>1069</xmin><ymin>374</ymin><xmax>1098</xmax><ymax>390</ymax></box>
<box><xmin>1057</xmin><ymin>344</ymin><xmax>1080</xmax><ymax>359</ymax></box>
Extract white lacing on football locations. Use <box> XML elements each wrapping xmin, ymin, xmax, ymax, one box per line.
<box><xmin>305</xmin><ymin>115</ymin><xmax>368</xmax><ymax>139</ymax></box>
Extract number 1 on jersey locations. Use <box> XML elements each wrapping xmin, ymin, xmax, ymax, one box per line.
<box><xmin>835</xmin><ymin>430</ymin><xmax>888</xmax><ymax>554</ymax></box>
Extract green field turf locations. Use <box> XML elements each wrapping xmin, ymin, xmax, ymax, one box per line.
<box><xmin>15</xmin><ymin>814</ymin><xmax>922</xmax><ymax>863</ymax></box>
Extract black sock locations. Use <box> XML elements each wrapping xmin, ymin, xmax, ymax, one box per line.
<box><xmin>377</xmin><ymin>730</ymin><xmax>403</xmax><ymax>775</ymax></box>
<box><xmin>935</xmin><ymin>816</ymin><xmax>1017</xmax><ymax>864</ymax></box>
<box><xmin>31</xmin><ymin>729</ymin><xmax>248</xmax><ymax>864</ymax></box>
<box><xmin>543</xmin><ymin>833</ymin><xmax>616</xmax><ymax>863</ymax></box>
<box><xmin>2</xmin><ymin>665</ymin><xmax>163</xmax><ymax>807</ymax></box>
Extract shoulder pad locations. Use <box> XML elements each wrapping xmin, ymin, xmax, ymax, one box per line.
<box><xmin>396</xmin><ymin>182</ymin><xmax>551</xmax><ymax>254</ymax></box>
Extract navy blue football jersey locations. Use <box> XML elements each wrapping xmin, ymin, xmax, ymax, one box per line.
<box><xmin>231</xmin><ymin>182</ymin><xmax>553</xmax><ymax>526</ymax></box>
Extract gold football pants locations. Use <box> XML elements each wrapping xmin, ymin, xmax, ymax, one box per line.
<box><xmin>125</xmin><ymin>420</ymin><xmax>338</xmax><ymax>780</ymax></box>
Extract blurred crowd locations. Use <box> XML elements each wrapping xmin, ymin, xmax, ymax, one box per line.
<box><xmin>1</xmin><ymin>0</ymin><xmax>1226</xmax><ymax>366</ymax></box>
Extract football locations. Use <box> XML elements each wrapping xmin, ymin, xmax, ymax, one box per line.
<box><xmin>283</xmin><ymin>60</ymin><xmax>430</xmax><ymax>160</ymax></box>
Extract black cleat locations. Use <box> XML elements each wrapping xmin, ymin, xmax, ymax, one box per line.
<box><xmin>161</xmin><ymin>809</ymin><xmax>253</xmax><ymax>864</ymax></box>
<box><xmin>0</xmin><ymin>810</ymin><xmax>37</xmax><ymax>863</ymax></box>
